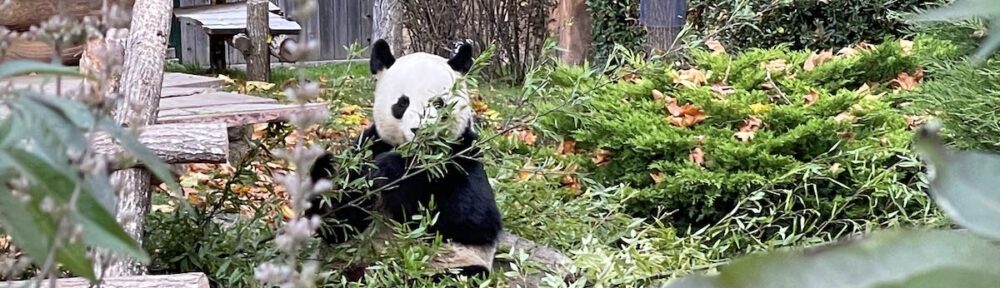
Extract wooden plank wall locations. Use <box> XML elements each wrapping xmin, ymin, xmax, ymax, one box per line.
<box><xmin>177</xmin><ymin>0</ymin><xmax>373</xmax><ymax>67</ymax></box>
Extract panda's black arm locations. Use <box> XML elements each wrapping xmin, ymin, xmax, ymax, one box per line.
<box><xmin>370</xmin><ymin>151</ymin><xmax>430</xmax><ymax>224</ymax></box>
<box><xmin>305</xmin><ymin>152</ymin><xmax>377</xmax><ymax>244</ymax></box>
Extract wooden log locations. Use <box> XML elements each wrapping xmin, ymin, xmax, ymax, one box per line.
<box><xmin>0</xmin><ymin>0</ymin><xmax>100</xmax><ymax>31</ymax></box>
<box><xmin>246</xmin><ymin>0</ymin><xmax>271</xmax><ymax>82</ymax></box>
<box><xmin>7</xmin><ymin>272</ymin><xmax>210</xmax><ymax>288</ymax></box>
<box><xmin>93</xmin><ymin>123</ymin><xmax>229</xmax><ymax>167</ymax></box>
<box><xmin>230</xmin><ymin>33</ymin><xmax>252</xmax><ymax>55</ymax></box>
<box><xmin>269</xmin><ymin>34</ymin><xmax>297</xmax><ymax>62</ymax></box>
<box><xmin>100</xmin><ymin>0</ymin><xmax>174</xmax><ymax>277</ymax></box>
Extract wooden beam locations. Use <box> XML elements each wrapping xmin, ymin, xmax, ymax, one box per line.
<box><xmin>7</xmin><ymin>272</ymin><xmax>210</xmax><ymax>288</ymax></box>
<box><xmin>93</xmin><ymin>123</ymin><xmax>229</xmax><ymax>167</ymax></box>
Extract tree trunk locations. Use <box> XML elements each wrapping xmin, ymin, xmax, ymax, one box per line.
<box><xmin>548</xmin><ymin>0</ymin><xmax>592</xmax><ymax>65</ymax></box>
<box><xmin>246</xmin><ymin>0</ymin><xmax>270</xmax><ymax>82</ymax></box>
<box><xmin>372</xmin><ymin>0</ymin><xmax>403</xmax><ymax>55</ymax></box>
<box><xmin>100</xmin><ymin>0</ymin><xmax>174</xmax><ymax>277</ymax></box>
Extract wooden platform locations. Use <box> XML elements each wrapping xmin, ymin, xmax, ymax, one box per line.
<box><xmin>0</xmin><ymin>72</ymin><xmax>325</xmax><ymax>127</ymax></box>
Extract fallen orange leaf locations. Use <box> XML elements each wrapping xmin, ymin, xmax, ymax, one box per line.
<box><xmin>689</xmin><ymin>147</ymin><xmax>705</xmax><ymax>167</ymax></box>
<box><xmin>592</xmin><ymin>149</ymin><xmax>612</xmax><ymax>166</ymax></box>
<box><xmin>890</xmin><ymin>70</ymin><xmax>924</xmax><ymax>91</ymax></box>
<box><xmin>652</xmin><ymin>89</ymin><xmax>666</xmax><ymax>101</ymax></box>
<box><xmin>834</xmin><ymin>111</ymin><xmax>856</xmax><ymax>123</ymax></box>
<box><xmin>803</xmin><ymin>50</ymin><xmax>834</xmax><ymax>71</ymax></box>
<box><xmin>804</xmin><ymin>89</ymin><xmax>821</xmax><ymax>106</ymax></box>
<box><xmin>761</xmin><ymin>59</ymin><xmax>788</xmax><ymax>73</ymax></box>
<box><xmin>734</xmin><ymin>116</ymin><xmax>763</xmax><ymax>143</ymax></box>
<box><xmin>673</xmin><ymin>69</ymin><xmax>708</xmax><ymax>89</ymax></box>
<box><xmin>710</xmin><ymin>83</ymin><xmax>735</xmax><ymax>97</ymax></box>
<box><xmin>622</xmin><ymin>72</ymin><xmax>640</xmax><ymax>83</ymax></box>
<box><xmin>705</xmin><ymin>39</ymin><xmax>726</xmax><ymax>55</ymax></box>
<box><xmin>899</xmin><ymin>39</ymin><xmax>914</xmax><ymax>55</ymax></box>
<box><xmin>666</xmin><ymin>100</ymin><xmax>707</xmax><ymax>128</ymax></box>
<box><xmin>650</xmin><ymin>172</ymin><xmax>666</xmax><ymax>184</ymax></box>
<box><xmin>557</xmin><ymin>138</ymin><xmax>577</xmax><ymax>155</ymax></box>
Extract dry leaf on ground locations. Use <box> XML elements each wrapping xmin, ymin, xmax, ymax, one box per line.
<box><xmin>804</xmin><ymin>89</ymin><xmax>821</xmax><ymax>106</ymax></box>
<box><xmin>592</xmin><ymin>149</ymin><xmax>612</xmax><ymax>166</ymax></box>
<box><xmin>689</xmin><ymin>147</ymin><xmax>705</xmax><ymax>167</ymax></box>
<box><xmin>557</xmin><ymin>138</ymin><xmax>577</xmax><ymax>155</ymax></box>
<box><xmin>803</xmin><ymin>50</ymin><xmax>834</xmax><ymax>71</ymax></box>
<box><xmin>674</xmin><ymin>69</ymin><xmax>708</xmax><ymax>89</ymax></box>
<box><xmin>650</xmin><ymin>172</ymin><xmax>666</xmax><ymax>184</ymax></box>
<box><xmin>665</xmin><ymin>97</ymin><xmax>707</xmax><ymax>128</ymax></box>
<box><xmin>734</xmin><ymin>116</ymin><xmax>763</xmax><ymax>143</ymax></box>
<box><xmin>890</xmin><ymin>70</ymin><xmax>924</xmax><ymax>91</ymax></box>
<box><xmin>705</xmin><ymin>39</ymin><xmax>726</xmax><ymax>55</ymax></box>
<box><xmin>899</xmin><ymin>39</ymin><xmax>914</xmax><ymax>55</ymax></box>
<box><xmin>652</xmin><ymin>89</ymin><xmax>666</xmax><ymax>101</ymax></box>
<box><xmin>710</xmin><ymin>83</ymin><xmax>735</xmax><ymax>97</ymax></box>
<box><xmin>761</xmin><ymin>59</ymin><xmax>788</xmax><ymax>73</ymax></box>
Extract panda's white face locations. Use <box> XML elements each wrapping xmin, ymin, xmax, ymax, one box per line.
<box><xmin>369</xmin><ymin>40</ymin><xmax>476</xmax><ymax>147</ymax></box>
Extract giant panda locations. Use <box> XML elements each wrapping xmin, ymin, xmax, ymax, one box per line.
<box><xmin>307</xmin><ymin>39</ymin><xmax>503</xmax><ymax>278</ymax></box>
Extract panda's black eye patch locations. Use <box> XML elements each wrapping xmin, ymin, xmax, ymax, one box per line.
<box><xmin>392</xmin><ymin>96</ymin><xmax>409</xmax><ymax>119</ymax></box>
<box><xmin>432</xmin><ymin>98</ymin><xmax>445</xmax><ymax>109</ymax></box>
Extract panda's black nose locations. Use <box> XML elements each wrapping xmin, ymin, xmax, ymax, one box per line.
<box><xmin>410</xmin><ymin>128</ymin><xmax>418</xmax><ymax>134</ymax></box>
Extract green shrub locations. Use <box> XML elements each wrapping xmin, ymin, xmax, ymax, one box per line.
<box><xmin>688</xmin><ymin>0</ymin><xmax>943</xmax><ymax>53</ymax></box>
<box><xmin>906</xmin><ymin>24</ymin><xmax>1000</xmax><ymax>152</ymax></box>
<box><xmin>537</xmin><ymin>39</ymin><xmax>934</xmax><ymax>232</ymax></box>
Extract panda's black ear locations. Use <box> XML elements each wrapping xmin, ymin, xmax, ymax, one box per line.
<box><xmin>448</xmin><ymin>42</ymin><xmax>474</xmax><ymax>74</ymax></box>
<box><xmin>370</xmin><ymin>39</ymin><xmax>396</xmax><ymax>75</ymax></box>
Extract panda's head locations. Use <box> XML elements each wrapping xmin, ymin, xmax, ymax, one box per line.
<box><xmin>369</xmin><ymin>39</ymin><xmax>476</xmax><ymax>147</ymax></box>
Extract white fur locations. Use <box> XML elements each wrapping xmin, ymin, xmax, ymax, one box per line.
<box><xmin>372</xmin><ymin>52</ymin><xmax>473</xmax><ymax>146</ymax></box>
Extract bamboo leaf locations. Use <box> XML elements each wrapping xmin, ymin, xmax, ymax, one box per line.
<box><xmin>0</xmin><ymin>149</ymin><xmax>150</xmax><ymax>264</ymax></box>
<box><xmin>914</xmin><ymin>122</ymin><xmax>1000</xmax><ymax>240</ymax></box>
<box><xmin>0</xmin><ymin>184</ymin><xmax>96</xmax><ymax>281</ymax></box>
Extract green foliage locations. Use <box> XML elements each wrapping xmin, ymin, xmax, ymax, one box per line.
<box><xmin>0</xmin><ymin>61</ymin><xmax>176</xmax><ymax>282</ymax></box>
<box><xmin>913</xmin><ymin>0</ymin><xmax>1000</xmax><ymax>63</ymax></box>
<box><xmin>688</xmin><ymin>0</ymin><xmax>943</xmax><ymax>53</ymax></box>
<box><xmin>538</xmin><ymin>40</ymin><xmax>929</xmax><ymax>232</ymax></box>
<box><xmin>586</xmin><ymin>0</ymin><xmax>645</xmax><ymax>65</ymax></box>
<box><xmin>904</xmin><ymin>25</ymin><xmax>1000</xmax><ymax>153</ymax></box>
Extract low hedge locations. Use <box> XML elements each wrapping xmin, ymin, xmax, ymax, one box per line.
<box><xmin>536</xmin><ymin>39</ymin><xmax>939</xmax><ymax>230</ymax></box>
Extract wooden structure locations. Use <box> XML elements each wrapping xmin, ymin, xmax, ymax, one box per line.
<box><xmin>7</xmin><ymin>272</ymin><xmax>210</xmax><ymax>288</ymax></box>
<box><xmin>0</xmin><ymin>72</ymin><xmax>325</xmax><ymax>164</ymax></box>
<box><xmin>175</xmin><ymin>0</ymin><xmax>374</xmax><ymax>67</ymax></box>
<box><xmin>173</xmin><ymin>2</ymin><xmax>302</xmax><ymax>72</ymax></box>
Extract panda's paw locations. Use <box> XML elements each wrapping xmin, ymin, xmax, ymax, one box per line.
<box><xmin>373</xmin><ymin>151</ymin><xmax>406</xmax><ymax>184</ymax></box>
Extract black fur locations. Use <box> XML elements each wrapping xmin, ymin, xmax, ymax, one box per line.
<box><xmin>391</xmin><ymin>96</ymin><xmax>409</xmax><ymax>119</ymax></box>
<box><xmin>370</xmin><ymin>39</ymin><xmax>396</xmax><ymax>75</ymax></box>
<box><xmin>447</xmin><ymin>43</ymin><xmax>474</xmax><ymax>74</ymax></box>
<box><xmin>307</xmin><ymin>124</ymin><xmax>502</xmax><ymax>247</ymax></box>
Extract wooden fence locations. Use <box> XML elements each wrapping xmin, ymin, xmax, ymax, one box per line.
<box><xmin>174</xmin><ymin>0</ymin><xmax>373</xmax><ymax>67</ymax></box>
